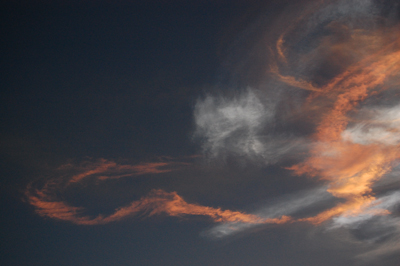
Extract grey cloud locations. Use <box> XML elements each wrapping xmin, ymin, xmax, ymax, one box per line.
<box><xmin>193</xmin><ymin>88</ymin><xmax>303</xmax><ymax>163</ymax></box>
<box><xmin>203</xmin><ymin>187</ymin><xmax>333</xmax><ymax>239</ymax></box>
<box><xmin>255</xmin><ymin>187</ymin><xmax>333</xmax><ymax>218</ymax></box>
<box><xmin>326</xmin><ymin>191</ymin><xmax>400</xmax><ymax>260</ymax></box>
<box><xmin>342</xmin><ymin>105</ymin><xmax>400</xmax><ymax>146</ymax></box>
<box><xmin>357</xmin><ymin>226</ymin><xmax>400</xmax><ymax>262</ymax></box>
<box><xmin>194</xmin><ymin>89</ymin><xmax>271</xmax><ymax>158</ymax></box>
<box><xmin>374</xmin><ymin>165</ymin><xmax>400</xmax><ymax>190</ymax></box>
<box><xmin>195</xmin><ymin>0</ymin><xmax>400</xmax><ymax>262</ymax></box>
<box><xmin>332</xmin><ymin>191</ymin><xmax>400</xmax><ymax>229</ymax></box>
<box><xmin>305</xmin><ymin>0</ymin><xmax>376</xmax><ymax>32</ymax></box>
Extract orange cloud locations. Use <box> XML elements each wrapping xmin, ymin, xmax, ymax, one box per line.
<box><xmin>24</xmin><ymin>5</ymin><xmax>400</xmax><ymax>232</ymax></box>
<box><xmin>283</xmin><ymin>28</ymin><xmax>400</xmax><ymax>224</ymax></box>
<box><xmin>26</xmin><ymin>158</ymin><xmax>291</xmax><ymax>225</ymax></box>
<box><xmin>26</xmin><ymin>187</ymin><xmax>291</xmax><ymax>225</ymax></box>
<box><xmin>66</xmin><ymin>158</ymin><xmax>186</xmax><ymax>183</ymax></box>
<box><xmin>270</xmin><ymin>63</ymin><xmax>321</xmax><ymax>92</ymax></box>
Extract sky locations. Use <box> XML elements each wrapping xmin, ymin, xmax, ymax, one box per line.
<box><xmin>1</xmin><ymin>0</ymin><xmax>400</xmax><ymax>265</ymax></box>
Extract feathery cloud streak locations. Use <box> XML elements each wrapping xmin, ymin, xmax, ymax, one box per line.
<box><xmin>25</xmin><ymin>158</ymin><xmax>289</xmax><ymax>225</ymax></box>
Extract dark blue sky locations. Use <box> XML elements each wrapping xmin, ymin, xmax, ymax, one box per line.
<box><xmin>2</xmin><ymin>1</ymin><xmax>400</xmax><ymax>266</ymax></box>
<box><xmin>1</xmin><ymin>2</ymin><xmax>290</xmax><ymax>265</ymax></box>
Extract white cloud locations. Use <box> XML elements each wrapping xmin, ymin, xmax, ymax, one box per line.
<box><xmin>342</xmin><ymin>105</ymin><xmax>400</xmax><ymax>145</ymax></box>
<box><xmin>193</xmin><ymin>88</ymin><xmax>303</xmax><ymax>163</ymax></box>
<box><xmin>331</xmin><ymin>191</ymin><xmax>400</xmax><ymax>229</ymax></box>
<box><xmin>194</xmin><ymin>89</ymin><xmax>269</xmax><ymax>158</ymax></box>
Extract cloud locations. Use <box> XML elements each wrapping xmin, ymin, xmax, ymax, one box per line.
<box><xmin>23</xmin><ymin>0</ymin><xmax>400</xmax><ymax>261</ymax></box>
<box><xmin>195</xmin><ymin>1</ymin><xmax>400</xmax><ymax>252</ymax></box>
<box><xmin>198</xmin><ymin>2</ymin><xmax>400</xmax><ymax>261</ymax></box>
<box><xmin>342</xmin><ymin>105</ymin><xmax>400</xmax><ymax>146</ymax></box>
<box><xmin>203</xmin><ymin>187</ymin><xmax>333</xmax><ymax>239</ymax></box>
<box><xmin>193</xmin><ymin>88</ymin><xmax>304</xmax><ymax>163</ymax></box>
<box><xmin>196</xmin><ymin>0</ymin><xmax>400</xmax><ymax>236</ymax></box>
<box><xmin>331</xmin><ymin>191</ymin><xmax>400</xmax><ymax>229</ymax></box>
<box><xmin>65</xmin><ymin>158</ymin><xmax>184</xmax><ymax>183</ymax></box>
<box><xmin>194</xmin><ymin>89</ymin><xmax>271</xmax><ymax>158</ymax></box>
<box><xmin>325</xmin><ymin>191</ymin><xmax>400</xmax><ymax>261</ymax></box>
<box><xmin>273</xmin><ymin>0</ymin><xmax>400</xmax><ymax>231</ymax></box>
<box><xmin>26</xmin><ymin>158</ymin><xmax>292</xmax><ymax>225</ymax></box>
<box><xmin>27</xmin><ymin>187</ymin><xmax>279</xmax><ymax>225</ymax></box>
<box><xmin>26</xmin><ymin>184</ymin><xmax>291</xmax><ymax>226</ymax></box>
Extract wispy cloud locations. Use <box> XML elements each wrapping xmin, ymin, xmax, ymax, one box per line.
<box><xmin>26</xmin><ymin>157</ymin><xmax>291</xmax><ymax>225</ymax></box>
<box><xmin>25</xmin><ymin>158</ymin><xmax>195</xmax><ymax>224</ymax></box>
<box><xmin>199</xmin><ymin>0</ymin><xmax>400</xmax><ymax>260</ymax></box>
<box><xmin>342</xmin><ymin>105</ymin><xmax>400</xmax><ymax>146</ymax></box>
<box><xmin>193</xmin><ymin>88</ymin><xmax>304</xmax><ymax>163</ymax></box>
<box><xmin>65</xmin><ymin>158</ymin><xmax>183</xmax><ymax>183</ymax></box>
<box><xmin>332</xmin><ymin>191</ymin><xmax>400</xmax><ymax>229</ymax></box>
<box><xmin>194</xmin><ymin>89</ymin><xmax>272</xmax><ymax>158</ymax></box>
<box><xmin>203</xmin><ymin>187</ymin><xmax>333</xmax><ymax>239</ymax></box>
<box><xmin>24</xmin><ymin>0</ymin><xmax>400</xmax><ymax>261</ymax></box>
<box><xmin>26</xmin><ymin>188</ymin><xmax>290</xmax><ymax>225</ymax></box>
